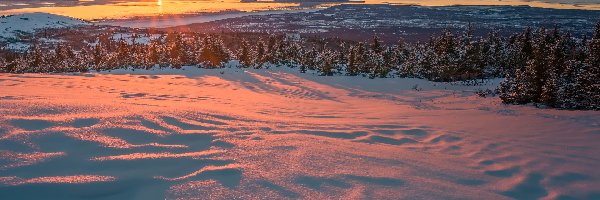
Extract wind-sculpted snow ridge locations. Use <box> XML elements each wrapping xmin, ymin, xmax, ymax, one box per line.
<box><xmin>1</xmin><ymin>67</ymin><xmax>599</xmax><ymax>199</ymax></box>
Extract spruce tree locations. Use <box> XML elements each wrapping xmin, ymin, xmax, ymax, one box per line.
<box><xmin>581</xmin><ymin>22</ymin><xmax>600</xmax><ymax>109</ymax></box>
<box><xmin>540</xmin><ymin>42</ymin><xmax>565</xmax><ymax>107</ymax></box>
<box><xmin>394</xmin><ymin>39</ymin><xmax>410</xmax><ymax>70</ymax></box>
<box><xmin>318</xmin><ymin>50</ymin><xmax>334</xmax><ymax>76</ymax></box>
<box><xmin>505</xmin><ymin>61</ymin><xmax>538</xmax><ymax>104</ymax></box>
<box><xmin>371</xmin><ymin>36</ymin><xmax>384</xmax><ymax>54</ymax></box>
<box><xmin>398</xmin><ymin>43</ymin><xmax>420</xmax><ymax>78</ymax></box>
<box><xmin>199</xmin><ymin>36</ymin><xmax>230</xmax><ymax>68</ymax></box>
<box><xmin>255</xmin><ymin>40</ymin><xmax>266</xmax><ymax>68</ymax></box>
<box><xmin>483</xmin><ymin>31</ymin><xmax>506</xmax><ymax>77</ymax></box>
<box><xmin>147</xmin><ymin>41</ymin><xmax>160</xmax><ymax>68</ymax></box>
<box><xmin>237</xmin><ymin>40</ymin><xmax>252</xmax><ymax>68</ymax></box>
<box><xmin>302</xmin><ymin>47</ymin><xmax>318</xmax><ymax>71</ymax></box>
<box><xmin>346</xmin><ymin>44</ymin><xmax>361</xmax><ymax>76</ymax></box>
<box><xmin>299</xmin><ymin>48</ymin><xmax>307</xmax><ymax>73</ymax></box>
<box><xmin>27</xmin><ymin>44</ymin><xmax>44</xmax><ymax>72</ymax></box>
<box><xmin>0</xmin><ymin>55</ymin><xmax>6</xmax><ymax>73</ymax></box>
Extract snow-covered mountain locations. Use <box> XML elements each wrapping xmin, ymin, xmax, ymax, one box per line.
<box><xmin>0</xmin><ymin>12</ymin><xmax>88</xmax><ymax>41</ymax></box>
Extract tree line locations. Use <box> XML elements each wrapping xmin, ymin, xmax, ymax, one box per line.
<box><xmin>0</xmin><ymin>23</ymin><xmax>599</xmax><ymax>109</ymax></box>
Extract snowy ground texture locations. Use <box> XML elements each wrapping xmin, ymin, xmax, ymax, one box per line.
<box><xmin>1</xmin><ymin>67</ymin><xmax>600</xmax><ymax>200</ymax></box>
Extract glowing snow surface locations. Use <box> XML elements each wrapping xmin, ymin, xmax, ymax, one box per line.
<box><xmin>1</xmin><ymin>67</ymin><xmax>599</xmax><ymax>199</ymax></box>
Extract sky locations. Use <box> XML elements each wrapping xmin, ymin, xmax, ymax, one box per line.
<box><xmin>1</xmin><ymin>0</ymin><xmax>599</xmax><ymax>20</ymax></box>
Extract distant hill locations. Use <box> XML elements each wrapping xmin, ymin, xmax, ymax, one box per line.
<box><xmin>0</xmin><ymin>12</ymin><xmax>88</xmax><ymax>41</ymax></box>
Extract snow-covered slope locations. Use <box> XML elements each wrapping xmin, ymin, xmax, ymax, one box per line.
<box><xmin>0</xmin><ymin>67</ymin><xmax>599</xmax><ymax>199</ymax></box>
<box><xmin>0</xmin><ymin>12</ymin><xmax>87</xmax><ymax>41</ymax></box>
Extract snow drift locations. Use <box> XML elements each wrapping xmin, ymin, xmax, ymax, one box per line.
<box><xmin>0</xmin><ymin>67</ymin><xmax>599</xmax><ymax>199</ymax></box>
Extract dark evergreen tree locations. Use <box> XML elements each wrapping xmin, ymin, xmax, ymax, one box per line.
<box><xmin>482</xmin><ymin>31</ymin><xmax>507</xmax><ymax>76</ymax></box>
<box><xmin>255</xmin><ymin>40</ymin><xmax>266</xmax><ymax>68</ymax></box>
<box><xmin>540</xmin><ymin>42</ymin><xmax>565</xmax><ymax>106</ymax></box>
<box><xmin>147</xmin><ymin>41</ymin><xmax>160</xmax><ymax>68</ymax></box>
<box><xmin>199</xmin><ymin>36</ymin><xmax>230</xmax><ymax>68</ymax></box>
<box><xmin>27</xmin><ymin>44</ymin><xmax>45</xmax><ymax>72</ymax></box>
<box><xmin>346</xmin><ymin>44</ymin><xmax>361</xmax><ymax>76</ymax></box>
<box><xmin>580</xmin><ymin>22</ymin><xmax>600</xmax><ymax>109</ymax></box>
<box><xmin>394</xmin><ymin>39</ymin><xmax>410</xmax><ymax>70</ymax></box>
<box><xmin>371</xmin><ymin>36</ymin><xmax>384</xmax><ymax>54</ymax></box>
<box><xmin>238</xmin><ymin>40</ymin><xmax>255</xmax><ymax>68</ymax></box>
<box><xmin>318</xmin><ymin>50</ymin><xmax>335</xmax><ymax>76</ymax></box>
<box><xmin>301</xmin><ymin>47</ymin><xmax>318</xmax><ymax>71</ymax></box>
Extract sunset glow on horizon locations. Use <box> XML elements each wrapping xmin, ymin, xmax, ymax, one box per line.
<box><xmin>0</xmin><ymin>0</ymin><xmax>599</xmax><ymax>20</ymax></box>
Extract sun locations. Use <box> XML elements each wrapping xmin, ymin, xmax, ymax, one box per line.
<box><xmin>157</xmin><ymin>0</ymin><xmax>163</xmax><ymax>6</ymax></box>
